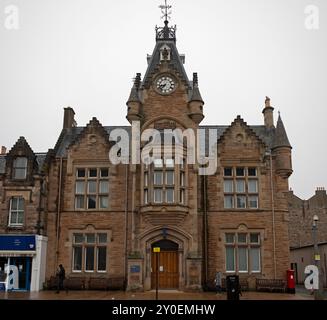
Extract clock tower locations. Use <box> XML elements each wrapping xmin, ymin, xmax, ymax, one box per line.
<box><xmin>125</xmin><ymin>2</ymin><xmax>205</xmax><ymax>291</ymax></box>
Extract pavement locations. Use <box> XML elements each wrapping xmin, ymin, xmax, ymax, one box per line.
<box><xmin>0</xmin><ymin>286</ymin><xmax>319</xmax><ymax>300</ymax></box>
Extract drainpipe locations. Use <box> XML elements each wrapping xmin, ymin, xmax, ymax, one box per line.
<box><xmin>36</xmin><ymin>176</ymin><xmax>44</xmax><ymax>235</ymax></box>
<box><xmin>55</xmin><ymin>157</ymin><xmax>63</xmax><ymax>271</ymax></box>
<box><xmin>124</xmin><ymin>164</ymin><xmax>129</xmax><ymax>289</ymax></box>
<box><xmin>269</xmin><ymin>151</ymin><xmax>277</xmax><ymax>279</ymax></box>
<box><xmin>203</xmin><ymin>174</ymin><xmax>208</xmax><ymax>288</ymax></box>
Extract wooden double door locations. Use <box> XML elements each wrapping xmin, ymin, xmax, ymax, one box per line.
<box><xmin>151</xmin><ymin>250</ymin><xmax>179</xmax><ymax>289</ymax></box>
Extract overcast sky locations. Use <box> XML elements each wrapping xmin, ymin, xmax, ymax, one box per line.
<box><xmin>0</xmin><ymin>0</ymin><xmax>326</xmax><ymax>199</ymax></box>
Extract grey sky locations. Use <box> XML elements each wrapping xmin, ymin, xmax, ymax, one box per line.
<box><xmin>0</xmin><ymin>0</ymin><xmax>326</xmax><ymax>199</ymax></box>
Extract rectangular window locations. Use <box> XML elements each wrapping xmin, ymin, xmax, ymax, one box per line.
<box><xmin>154</xmin><ymin>189</ymin><xmax>163</xmax><ymax>203</ymax></box>
<box><xmin>9</xmin><ymin>197</ymin><xmax>24</xmax><ymax>226</ymax></box>
<box><xmin>238</xmin><ymin>247</ymin><xmax>248</xmax><ymax>272</ymax></box>
<box><xmin>13</xmin><ymin>157</ymin><xmax>27</xmax><ymax>180</ymax></box>
<box><xmin>73</xmin><ymin>247</ymin><xmax>82</xmax><ymax>271</ymax></box>
<box><xmin>99</xmin><ymin>196</ymin><xmax>108</xmax><ymax>209</ymax></box>
<box><xmin>225</xmin><ymin>233</ymin><xmax>235</xmax><ymax>244</ymax></box>
<box><xmin>88</xmin><ymin>181</ymin><xmax>97</xmax><ymax>194</ymax></box>
<box><xmin>180</xmin><ymin>189</ymin><xmax>185</xmax><ymax>204</ymax></box>
<box><xmin>250</xmin><ymin>247</ymin><xmax>261</xmax><ymax>272</ymax></box>
<box><xmin>85</xmin><ymin>247</ymin><xmax>95</xmax><ymax>271</ymax></box>
<box><xmin>88</xmin><ymin>196</ymin><xmax>96</xmax><ymax>209</ymax></box>
<box><xmin>236</xmin><ymin>195</ymin><xmax>246</xmax><ymax>208</ymax></box>
<box><xmin>236</xmin><ymin>167</ymin><xmax>244</xmax><ymax>176</ymax></box>
<box><xmin>236</xmin><ymin>180</ymin><xmax>245</xmax><ymax>193</ymax></box>
<box><xmin>225</xmin><ymin>232</ymin><xmax>261</xmax><ymax>273</ymax></box>
<box><xmin>248</xmin><ymin>180</ymin><xmax>258</xmax><ymax>193</ymax></box>
<box><xmin>224</xmin><ymin>195</ymin><xmax>234</xmax><ymax>209</ymax></box>
<box><xmin>89</xmin><ymin>168</ymin><xmax>97</xmax><ymax>178</ymax></box>
<box><xmin>248</xmin><ymin>168</ymin><xmax>257</xmax><ymax>177</ymax></box>
<box><xmin>224</xmin><ymin>180</ymin><xmax>233</xmax><ymax>193</ymax></box>
<box><xmin>166</xmin><ymin>188</ymin><xmax>174</xmax><ymax>203</ymax></box>
<box><xmin>76</xmin><ymin>181</ymin><xmax>85</xmax><ymax>194</ymax></box>
<box><xmin>180</xmin><ymin>172</ymin><xmax>185</xmax><ymax>187</ymax></box>
<box><xmin>250</xmin><ymin>233</ymin><xmax>260</xmax><ymax>244</ymax></box>
<box><xmin>72</xmin><ymin>232</ymin><xmax>108</xmax><ymax>273</ymax></box>
<box><xmin>99</xmin><ymin>181</ymin><xmax>109</xmax><ymax>194</ymax></box>
<box><xmin>100</xmin><ymin>168</ymin><xmax>109</xmax><ymax>178</ymax></box>
<box><xmin>248</xmin><ymin>196</ymin><xmax>258</xmax><ymax>209</ymax></box>
<box><xmin>237</xmin><ymin>233</ymin><xmax>247</xmax><ymax>243</ymax></box>
<box><xmin>154</xmin><ymin>171</ymin><xmax>163</xmax><ymax>185</ymax></box>
<box><xmin>144</xmin><ymin>172</ymin><xmax>148</xmax><ymax>187</ymax></box>
<box><xmin>77</xmin><ymin>169</ymin><xmax>86</xmax><ymax>178</ymax></box>
<box><xmin>75</xmin><ymin>196</ymin><xmax>85</xmax><ymax>209</ymax></box>
<box><xmin>144</xmin><ymin>189</ymin><xmax>148</xmax><ymax>204</ymax></box>
<box><xmin>223</xmin><ymin>167</ymin><xmax>258</xmax><ymax>209</ymax></box>
<box><xmin>166</xmin><ymin>171</ymin><xmax>174</xmax><ymax>185</ymax></box>
<box><xmin>226</xmin><ymin>247</ymin><xmax>235</xmax><ymax>272</ymax></box>
<box><xmin>224</xmin><ymin>168</ymin><xmax>233</xmax><ymax>177</ymax></box>
<box><xmin>75</xmin><ymin>168</ymin><xmax>109</xmax><ymax>210</ymax></box>
<box><xmin>97</xmin><ymin>247</ymin><xmax>107</xmax><ymax>272</ymax></box>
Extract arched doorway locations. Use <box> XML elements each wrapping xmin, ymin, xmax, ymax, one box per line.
<box><xmin>151</xmin><ymin>240</ymin><xmax>179</xmax><ymax>289</ymax></box>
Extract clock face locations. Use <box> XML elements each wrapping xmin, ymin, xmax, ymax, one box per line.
<box><xmin>156</xmin><ymin>76</ymin><xmax>176</xmax><ymax>94</ymax></box>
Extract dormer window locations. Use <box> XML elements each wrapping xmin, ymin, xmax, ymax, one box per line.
<box><xmin>13</xmin><ymin>157</ymin><xmax>28</xmax><ymax>180</ymax></box>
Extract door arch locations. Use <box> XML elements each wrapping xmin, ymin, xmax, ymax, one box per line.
<box><xmin>151</xmin><ymin>239</ymin><xmax>179</xmax><ymax>289</ymax></box>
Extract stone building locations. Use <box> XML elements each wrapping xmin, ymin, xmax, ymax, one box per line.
<box><xmin>0</xmin><ymin>16</ymin><xmax>294</xmax><ymax>291</ymax></box>
<box><xmin>0</xmin><ymin>138</ymin><xmax>48</xmax><ymax>291</ymax></box>
<box><xmin>287</xmin><ymin>188</ymin><xmax>327</xmax><ymax>286</ymax></box>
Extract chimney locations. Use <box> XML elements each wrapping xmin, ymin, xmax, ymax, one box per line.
<box><xmin>63</xmin><ymin>107</ymin><xmax>76</xmax><ymax>129</ymax></box>
<box><xmin>262</xmin><ymin>96</ymin><xmax>274</xmax><ymax>129</ymax></box>
<box><xmin>316</xmin><ymin>187</ymin><xmax>326</xmax><ymax>196</ymax></box>
<box><xmin>0</xmin><ymin>146</ymin><xmax>6</xmax><ymax>155</ymax></box>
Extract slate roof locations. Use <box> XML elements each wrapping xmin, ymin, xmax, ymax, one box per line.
<box><xmin>0</xmin><ymin>153</ymin><xmax>47</xmax><ymax>175</ymax></box>
<box><xmin>272</xmin><ymin>115</ymin><xmax>292</xmax><ymax>149</ymax></box>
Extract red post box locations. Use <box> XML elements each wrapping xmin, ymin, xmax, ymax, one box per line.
<box><xmin>286</xmin><ymin>269</ymin><xmax>295</xmax><ymax>293</ymax></box>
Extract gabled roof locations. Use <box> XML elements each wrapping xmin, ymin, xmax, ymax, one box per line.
<box><xmin>216</xmin><ymin>116</ymin><xmax>268</xmax><ymax>148</ymax></box>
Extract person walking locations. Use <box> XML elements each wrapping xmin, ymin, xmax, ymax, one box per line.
<box><xmin>214</xmin><ymin>271</ymin><xmax>222</xmax><ymax>294</ymax></box>
<box><xmin>56</xmin><ymin>264</ymin><xmax>65</xmax><ymax>293</ymax></box>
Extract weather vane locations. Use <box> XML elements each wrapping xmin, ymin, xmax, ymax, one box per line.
<box><xmin>159</xmin><ymin>0</ymin><xmax>172</xmax><ymax>21</ymax></box>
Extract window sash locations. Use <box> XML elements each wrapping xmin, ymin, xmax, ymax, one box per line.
<box><xmin>154</xmin><ymin>189</ymin><xmax>163</xmax><ymax>203</ymax></box>
<box><xmin>97</xmin><ymin>247</ymin><xmax>107</xmax><ymax>272</ymax></box>
<box><xmin>9</xmin><ymin>197</ymin><xmax>24</xmax><ymax>226</ymax></box>
<box><xmin>87</xmin><ymin>196</ymin><xmax>96</xmax><ymax>209</ymax></box>
<box><xmin>250</xmin><ymin>247</ymin><xmax>261</xmax><ymax>272</ymax></box>
<box><xmin>154</xmin><ymin>171</ymin><xmax>163</xmax><ymax>185</ymax></box>
<box><xmin>226</xmin><ymin>247</ymin><xmax>235</xmax><ymax>272</ymax></box>
<box><xmin>73</xmin><ymin>246</ymin><xmax>82</xmax><ymax>271</ymax></box>
<box><xmin>99</xmin><ymin>196</ymin><xmax>108</xmax><ymax>209</ymax></box>
<box><xmin>85</xmin><ymin>247</ymin><xmax>95</xmax><ymax>272</ymax></box>
<box><xmin>99</xmin><ymin>181</ymin><xmax>109</xmax><ymax>194</ymax></box>
<box><xmin>166</xmin><ymin>171</ymin><xmax>174</xmax><ymax>185</ymax></box>
<box><xmin>248</xmin><ymin>180</ymin><xmax>258</xmax><ymax>193</ymax></box>
<box><xmin>76</xmin><ymin>181</ymin><xmax>85</xmax><ymax>194</ymax></box>
<box><xmin>238</xmin><ymin>247</ymin><xmax>248</xmax><ymax>272</ymax></box>
<box><xmin>248</xmin><ymin>196</ymin><xmax>258</xmax><ymax>209</ymax></box>
<box><xmin>75</xmin><ymin>195</ymin><xmax>85</xmax><ymax>209</ymax></box>
<box><xmin>236</xmin><ymin>195</ymin><xmax>246</xmax><ymax>208</ymax></box>
<box><xmin>224</xmin><ymin>195</ymin><xmax>234</xmax><ymax>209</ymax></box>
<box><xmin>224</xmin><ymin>180</ymin><xmax>233</xmax><ymax>193</ymax></box>
<box><xmin>166</xmin><ymin>188</ymin><xmax>174</xmax><ymax>203</ymax></box>
<box><xmin>13</xmin><ymin>158</ymin><xmax>27</xmax><ymax>179</ymax></box>
<box><xmin>236</xmin><ymin>180</ymin><xmax>245</xmax><ymax>193</ymax></box>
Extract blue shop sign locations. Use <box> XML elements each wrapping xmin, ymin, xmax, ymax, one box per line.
<box><xmin>130</xmin><ymin>265</ymin><xmax>140</xmax><ymax>273</ymax></box>
<box><xmin>0</xmin><ymin>235</ymin><xmax>36</xmax><ymax>251</ymax></box>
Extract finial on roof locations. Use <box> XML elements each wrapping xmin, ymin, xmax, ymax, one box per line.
<box><xmin>127</xmin><ymin>73</ymin><xmax>142</xmax><ymax>104</ymax></box>
<box><xmin>265</xmin><ymin>96</ymin><xmax>271</xmax><ymax>107</ymax></box>
<box><xmin>159</xmin><ymin>0</ymin><xmax>172</xmax><ymax>22</ymax></box>
<box><xmin>156</xmin><ymin>0</ymin><xmax>176</xmax><ymax>41</ymax></box>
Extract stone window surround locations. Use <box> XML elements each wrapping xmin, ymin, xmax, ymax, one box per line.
<box><xmin>142</xmin><ymin>158</ymin><xmax>187</xmax><ymax>206</ymax></box>
<box><xmin>74</xmin><ymin>167</ymin><xmax>110</xmax><ymax>211</ymax></box>
<box><xmin>223</xmin><ymin>230</ymin><xmax>262</xmax><ymax>274</ymax></box>
<box><xmin>70</xmin><ymin>228</ymin><xmax>112</xmax><ymax>274</ymax></box>
<box><xmin>223</xmin><ymin>166</ymin><xmax>259</xmax><ymax>210</ymax></box>
<box><xmin>8</xmin><ymin>196</ymin><xmax>25</xmax><ymax>227</ymax></box>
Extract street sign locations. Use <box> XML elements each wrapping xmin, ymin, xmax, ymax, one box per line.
<box><xmin>153</xmin><ymin>247</ymin><xmax>160</xmax><ymax>253</ymax></box>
